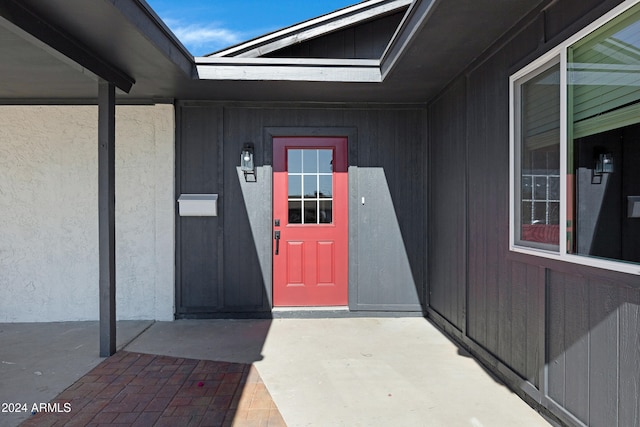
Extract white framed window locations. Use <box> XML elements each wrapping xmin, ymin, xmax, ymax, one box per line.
<box><xmin>510</xmin><ymin>0</ymin><xmax>640</xmax><ymax>275</ymax></box>
<box><xmin>513</xmin><ymin>58</ymin><xmax>561</xmax><ymax>252</ymax></box>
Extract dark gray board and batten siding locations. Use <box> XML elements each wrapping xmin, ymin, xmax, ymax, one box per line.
<box><xmin>427</xmin><ymin>0</ymin><xmax>640</xmax><ymax>426</ymax></box>
<box><xmin>175</xmin><ymin>104</ymin><xmax>426</xmax><ymax>317</ymax></box>
<box><xmin>266</xmin><ymin>11</ymin><xmax>405</xmax><ymax>59</ymax></box>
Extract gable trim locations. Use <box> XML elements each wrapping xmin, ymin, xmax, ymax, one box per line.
<box><xmin>209</xmin><ymin>0</ymin><xmax>411</xmax><ymax>59</ymax></box>
<box><xmin>380</xmin><ymin>0</ymin><xmax>436</xmax><ymax>80</ymax></box>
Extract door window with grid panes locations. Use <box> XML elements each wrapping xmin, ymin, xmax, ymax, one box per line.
<box><xmin>287</xmin><ymin>149</ymin><xmax>333</xmax><ymax>224</ymax></box>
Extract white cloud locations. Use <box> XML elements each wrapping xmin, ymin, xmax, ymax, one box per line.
<box><xmin>163</xmin><ymin>19</ymin><xmax>245</xmax><ymax>55</ymax></box>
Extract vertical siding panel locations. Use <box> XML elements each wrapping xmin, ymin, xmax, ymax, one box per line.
<box><xmin>443</xmin><ymin>99</ymin><xmax>455</xmax><ymax>322</ymax></box>
<box><xmin>467</xmin><ymin>70</ymin><xmax>487</xmax><ymax>346</ymax></box>
<box><xmin>179</xmin><ymin>218</ymin><xmax>219</xmax><ymax>308</ymax></box>
<box><xmin>354</xmin><ymin>108</ymin><xmax>424</xmax><ymax>309</ymax></box>
<box><xmin>429</xmin><ymin>79</ymin><xmax>467</xmax><ymax>330</ymax></box>
<box><xmin>428</xmin><ymin>78</ymin><xmax>466</xmax><ymax>330</ymax></box>
<box><xmin>547</xmin><ymin>271</ymin><xmax>566</xmax><ymax>406</ymax></box>
<box><xmin>589</xmin><ymin>280</ymin><xmax>619</xmax><ymax>427</ymax></box>
<box><xmin>359</xmin><ymin>109</ymin><xmax>376</xmax><ymax>167</ymax></box>
<box><xmin>486</xmin><ymin>48</ymin><xmax>513</xmax><ymax>367</ymax></box>
<box><xmin>525</xmin><ymin>264</ymin><xmax>541</xmax><ymax>386</ymax></box>
<box><xmin>619</xmin><ymin>286</ymin><xmax>640</xmax><ymax>427</ymax></box>
<box><xmin>398</xmin><ymin>110</ymin><xmax>426</xmax><ymax>306</ymax></box>
<box><xmin>458</xmin><ymin>0</ymin><xmax>543</xmax><ymax>395</ymax></box>
<box><xmin>480</xmin><ymin>64</ymin><xmax>500</xmax><ymax>357</ymax></box>
<box><xmin>564</xmin><ymin>274</ymin><xmax>590</xmax><ymax>424</ymax></box>
<box><xmin>268</xmin><ymin>12</ymin><xmax>404</xmax><ymax>59</ymax></box>
<box><xmin>177</xmin><ymin>106</ymin><xmax>220</xmax><ymax>311</ymax></box>
<box><xmin>455</xmin><ymin>82</ymin><xmax>467</xmax><ymax>329</ymax></box>
<box><xmin>223</xmin><ymin>108</ymin><xmax>267</xmax><ymax>309</ymax></box>
<box><xmin>428</xmin><ymin>103</ymin><xmax>442</xmax><ymax>318</ymax></box>
<box><xmin>496</xmin><ymin>278</ymin><xmax>512</xmax><ymax>363</ymax></box>
<box><xmin>344</xmin><ymin>27</ymin><xmax>355</xmax><ymax>58</ymax></box>
<box><xmin>511</xmin><ymin>262</ymin><xmax>528</xmax><ymax>378</ymax></box>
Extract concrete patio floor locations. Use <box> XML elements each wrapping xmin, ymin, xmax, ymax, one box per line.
<box><xmin>1</xmin><ymin>318</ymin><xmax>552</xmax><ymax>427</ymax></box>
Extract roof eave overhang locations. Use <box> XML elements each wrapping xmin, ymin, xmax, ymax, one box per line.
<box><xmin>380</xmin><ymin>0</ymin><xmax>436</xmax><ymax>79</ymax></box>
<box><xmin>121</xmin><ymin>0</ymin><xmax>195</xmax><ymax>78</ymax></box>
<box><xmin>0</xmin><ymin>0</ymin><xmax>135</xmax><ymax>93</ymax></box>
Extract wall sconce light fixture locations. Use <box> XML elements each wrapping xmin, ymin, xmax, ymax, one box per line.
<box><xmin>594</xmin><ymin>152</ymin><xmax>614</xmax><ymax>175</ymax></box>
<box><xmin>240</xmin><ymin>143</ymin><xmax>256</xmax><ymax>182</ymax></box>
<box><xmin>592</xmin><ymin>151</ymin><xmax>614</xmax><ymax>184</ymax></box>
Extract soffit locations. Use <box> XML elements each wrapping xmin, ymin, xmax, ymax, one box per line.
<box><xmin>0</xmin><ymin>0</ymin><xmax>545</xmax><ymax>104</ymax></box>
<box><xmin>190</xmin><ymin>0</ymin><xmax>545</xmax><ymax>103</ymax></box>
<box><xmin>380</xmin><ymin>0</ymin><xmax>545</xmax><ymax>98</ymax></box>
<box><xmin>0</xmin><ymin>0</ymin><xmax>192</xmax><ymax>102</ymax></box>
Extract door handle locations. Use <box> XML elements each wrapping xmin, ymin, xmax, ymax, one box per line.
<box><xmin>274</xmin><ymin>231</ymin><xmax>281</xmax><ymax>255</ymax></box>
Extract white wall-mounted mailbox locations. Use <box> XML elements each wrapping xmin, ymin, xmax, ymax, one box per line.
<box><xmin>178</xmin><ymin>194</ymin><xmax>218</xmax><ymax>216</ymax></box>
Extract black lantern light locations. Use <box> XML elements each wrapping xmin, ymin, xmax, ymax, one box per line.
<box><xmin>594</xmin><ymin>152</ymin><xmax>614</xmax><ymax>175</ymax></box>
<box><xmin>591</xmin><ymin>150</ymin><xmax>614</xmax><ymax>184</ymax></box>
<box><xmin>240</xmin><ymin>143</ymin><xmax>256</xmax><ymax>182</ymax></box>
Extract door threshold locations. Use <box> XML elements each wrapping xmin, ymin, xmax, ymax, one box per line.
<box><xmin>272</xmin><ymin>306</ymin><xmax>349</xmax><ymax>312</ymax></box>
<box><xmin>271</xmin><ymin>306</ymin><xmax>354</xmax><ymax>319</ymax></box>
<box><xmin>271</xmin><ymin>306</ymin><xmax>350</xmax><ymax>319</ymax></box>
<box><xmin>270</xmin><ymin>308</ymin><xmax>424</xmax><ymax>319</ymax></box>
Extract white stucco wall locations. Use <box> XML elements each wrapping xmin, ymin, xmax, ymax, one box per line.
<box><xmin>0</xmin><ymin>105</ymin><xmax>175</xmax><ymax>322</ymax></box>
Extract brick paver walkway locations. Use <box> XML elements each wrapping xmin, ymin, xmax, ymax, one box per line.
<box><xmin>20</xmin><ymin>351</ymin><xmax>286</xmax><ymax>427</ymax></box>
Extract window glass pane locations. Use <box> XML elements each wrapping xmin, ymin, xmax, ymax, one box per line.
<box><xmin>288</xmin><ymin>175</ymin><xmax>301</xmax><ymax>198</ymax></box>
<box><xmin>548</xmin><ymin>177</ymin><xmax>560</xmax><ymax>200</ymax></box>
<box><xmin>303</xmin><ymin>175</ymin><xmax>317</xmax><ymax>198</ymax></box>
<box><xmin>522</xmin><ymin>176</ymin><xmax>532</xmax><ymax>200</ymax></box>
<box><xmin>288</xmin><ymin>149</ymin><xmax>302</xmax><ymax>173</ymax></box>
<box><xmin>318</xmin><ymin>150</ymin><xmax>333</xmax><ymax>173</ymax></box>
<box><xmin>289</xmin><ymin>201</ymin><xmax>302</xmax><ymax>224</ymax></box>
<box><xmin>549</xmin><ymin>202</ymin><xmax>560</xmax><ymax>225</ymax></box>
<box><xmin>517</xmin><ymin>62</ymin><xmax>560</xmax><ymax>249</ymax></box>
<box><xmin>569</xmin><ymin>3</ymin><xmax>640</xmax><ymax>264</ymax></box>
<box><xmin>533</xmin><ymin>202</ymin><xmax>548</xmax><ymax>223</ymax></box>
<box><xmin>534</xmin><ymin>176</ymin><xmax>548</xmax><ymax>200</ymax></box>
<box><xmin>286</xmin><ymin>148</ymin><xmax>333</xmax><ymax>225</ymax></box>
<box><xmin>522</xmin><ymin>202</ymin><xmax>532</xmax><ymax>224</ymax></box>
<box><xmin>569</xmin><ymin>4</ymin><xmax>640</xmax><ymax>137</ymax></box>
<box><xmin>304</xmin><ymin>201</ymin><xmax>317</xmax><ymax>224</ymax></box>
<box><xmin>319</xmin><ymin>200</ymin><xmax>332</xmax><ymax>224</ymax></box>
<box><xmin>319</xmin><ymin>176</ymin><xmax>332</xmax><ymax>198</ymax></box>
<box><xmin>303</xmin><ymin>150</ymin><xmax>318</xmax><ymax>173</ymax></box>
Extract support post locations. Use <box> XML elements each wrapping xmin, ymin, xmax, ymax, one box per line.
<box><xmin>98</xmin><ymin>80</ymin><xmax>116</xmax><ymax>357</ymax></box>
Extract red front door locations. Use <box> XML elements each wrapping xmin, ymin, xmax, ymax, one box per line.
<box><xmin>273</xmin><ymin>137</ymin><xmax>348</xmax><ymax>306</ymax></box>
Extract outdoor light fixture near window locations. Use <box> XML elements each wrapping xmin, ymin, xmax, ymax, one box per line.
<box><xmin>594</xmin><ymin>152</ymin><xmax>615</xmax><ymax>175</ymax></box>
<box><xmin>592</xmin><ymin>151</ymin><xmax>614</xmax><ymax>184</ymax></box>
<box><xmin>240</xmin><ymin>143</ymin><xmax>256</xmax><ymax>182</ymax></box>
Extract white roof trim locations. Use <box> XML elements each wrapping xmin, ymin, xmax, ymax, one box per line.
<box><xmin>195</xmin><ymin>57</ymin><xmax>381</xmax><ymax>82</ymax></box>
<box><xmin>209</xmin><ymin>0</ymin><xmax>412</xmax><ymax>58</ymax></box>
<box><xmin>193</xmin><ymin>0</ymin><xmax>438</xmax><ymax>85</ymax></box>
<box><xmin>380</xmin><ymin>0</ymin><xmax>437</xmax><ymax>80</ymax></box>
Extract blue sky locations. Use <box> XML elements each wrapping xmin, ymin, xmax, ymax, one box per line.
<box><xmin>146</xmin><ymin>0</ymin><xmax>359</xmax><ymax>56</ymax></box>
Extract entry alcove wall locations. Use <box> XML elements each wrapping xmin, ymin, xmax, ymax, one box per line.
<box><xmin>427</xmin><ymin>0</ymin><xmax>640</xmax><ymax>426</ymax></box>
<box><xmin>175</xmin><ymin>102</ymin><xmax>427</xmax><ymax>317</ymax></box>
